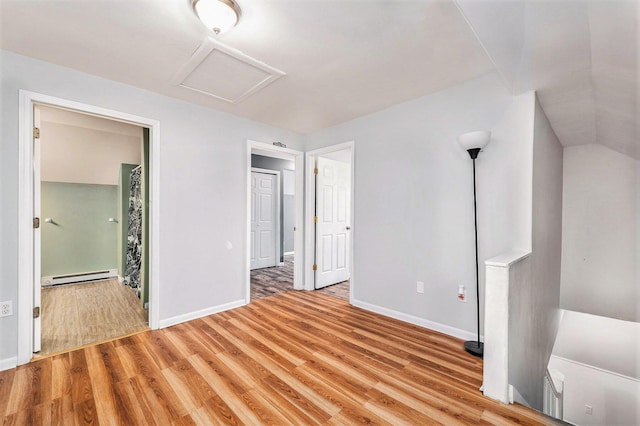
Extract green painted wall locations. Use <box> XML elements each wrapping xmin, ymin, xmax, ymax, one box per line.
<box><xmin>41</xmin><ymin>182</ymin><xmax>118</xmax><ymax>277</ymax></box>
<box><xmin>118</xmin><ymin>163</ymin><xmax>138</xmax><ymax>277</ymax></box>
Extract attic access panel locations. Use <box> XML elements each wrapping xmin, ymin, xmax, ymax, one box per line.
<box><xmin>171</xmin><ymin>38</ymin><xmax>286</xmax><ymax>104</ymax></box>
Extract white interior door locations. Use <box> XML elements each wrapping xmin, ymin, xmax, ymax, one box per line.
<box><xmin>315</xmin><ymin>157</ymin><xmax>351</xmax><ymax>288</ymax></box>
<box><xmin>33</xmin><ymin>105</ymin><xmax>42</xmax><ymax>353</ymax></box>
<box><xmin>250</xmin><ymin>172</ymin><xmax>277</xmax><ymax>270</ymax></box>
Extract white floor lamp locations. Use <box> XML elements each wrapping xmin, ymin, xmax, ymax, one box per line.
<box><xmin>458</xmin><ymin>130</ymin><xmax>491</xmax><ymax>358</ymax></box>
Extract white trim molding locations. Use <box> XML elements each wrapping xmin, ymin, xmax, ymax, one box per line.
<box><xmin>246</xmin><ymin>140</ymin><xmax>304</xmax><ymax>304</ymax></box>
<box><xmin>17</xmin><ymin>90</ymin><xmax>161</xmax><ymax>366</ymax></box>
<box><xmin>0</xmin><ymin>357</ymin><xmax>18</xmax><ymax>372</ymax></box>
<box><xmin>304</xmin><ymin>141</ymin><xmax>355</xmax><ymax>296</ymax></box>
<box><xmin>352</xmin><ymin>298</ymin><xmax>480</xmax><ymax>342</ymax></box>
<box><xmin>159</xmin><ymin>299</ymin><xmax>246</xmax><ymax>329</ymax></box>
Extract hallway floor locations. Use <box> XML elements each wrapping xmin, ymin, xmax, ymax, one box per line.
<box><xmin>251</xmin><ymin>254</ymin><xmax>350</xmax><ymax>301</ymax></box>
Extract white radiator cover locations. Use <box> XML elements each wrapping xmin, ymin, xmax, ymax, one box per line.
<box><xmin>42</xmin><ymin>269</ymin><xmax>118</xmax><ymax>286</ymax></box>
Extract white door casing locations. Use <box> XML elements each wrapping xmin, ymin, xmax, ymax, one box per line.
<box><xmin>315</xmin><ymin>157</ymin><xmax>351</xmax><ymax>288</ymax></box>
<box><xmin>250</xmin><ymin>171</ymin><xmax>277</xmax><ymax>270</ymax></box>
<box><xmin>246</xmin><ymin>141</ymin><xmax>304</xmax><ymax>302</ymax></box>
<box><xmin>18</xmin><ymin>90</ymin><xmax>160</xmax><ymax>367</ymax></box>
<box><xmin>33</xmin><ymin>105</ymin><xmax>42</xmax><ymax>353</ymax></box>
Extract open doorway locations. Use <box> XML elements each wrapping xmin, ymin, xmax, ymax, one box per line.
<box><xmin>305</xmin><ymin>142</ymin><xmax>354</xmax><ymax>302</ymax></box>
<box><xmin>17</xmin><ymin>90</ymin><xmax>160</xmax><ymax>366</ymax></box>
<box><xmin>35</xmin><ymin>104</ymin><xmax>149</xmax><ymax>356</ymax></box>
<box><xmin>246</xmin><ymin>141</ymin><xmax>303</xmax><ymax>302</ymax></box>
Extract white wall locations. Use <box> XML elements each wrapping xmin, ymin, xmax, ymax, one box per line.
<box><xmin>561</xmin><ymin>144</ymin><xmax>639</xmax><ymax>322</ymax></box>
<box><xmin>0</xmin><ymin>50</ymin><xmax>303</xmax><ymax>365</ymax></box>
<box><xmin>508</xmin><ymin>96</ymin><xmax>564</xmax><ymax>410</ymax></box>
<box><xmin>305</xmin><ymin>72</ymin><xmax>532</xmax><ymax>339</ymax></box>
<box><xmin>552</xmin><ymin>310</ymin><xmax>639</xmax><ymax>380</ymax></box>
<box><xmin>637</xmin><ymin>161</ymin><xmax>640</xmax><ymax>321</ymax></box>
<box><xmin>40</xmin><ymin>119</ymin><xmax>142</xmax><ymax>185</ymax></box>
<box><xmin>548</xmin><ymin>356</ymin><xmax>640</xmax><ymax>426</ymax></box>
<box><xmin>549</xmin><ymin>310</ymin><xmax>640</xmax><ymax>425</ymax></box>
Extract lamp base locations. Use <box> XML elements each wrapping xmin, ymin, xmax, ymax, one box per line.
<box><xmin>464</xmin><ymin>340</ymin><xmax>484</xmax><ymax>358</ymax></box>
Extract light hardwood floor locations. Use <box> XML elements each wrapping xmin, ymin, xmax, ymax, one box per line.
<box><xmin>39</xmin><ymin>279</ymin><xmax>148</xmax><ymax>356</ymax></box>
<box><xmin>2</xmin><ymin>291</ymin><xmax>563</xmax><ymax>425</ymax></box>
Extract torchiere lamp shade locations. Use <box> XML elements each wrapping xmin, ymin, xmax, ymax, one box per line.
<box><xmin>458</xmin><ymin>130</ymin><xmax>491</xmax><ymax>159</ymax></box>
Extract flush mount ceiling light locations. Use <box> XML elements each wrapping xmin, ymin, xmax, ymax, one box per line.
<box><xmin>192</xmin><ymin>0</ymin><xmax>241</xmax><ymax>35</ymax></box>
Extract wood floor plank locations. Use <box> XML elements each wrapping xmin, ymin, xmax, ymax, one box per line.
<box><xmin>228</xmin><ymin>318</ymin><xmax>309</xmax><ymax>366</ymax></box>
<box><xmin>373</xmin><ymin>380</ymin><xmax>474</xmax><ymax>425</ymax></box>
<box><xmin>0</xmin><ymin>368</ymin><xmax>15</xmax><ymax>415</ymax></box>
<box><xmin>39</xmin><ymin>279</ymin><xmax>148</xmax><ymax>356</ymax></box>
<box><xmin>50</xmin><ymin>394</ymin><xmax>74</xmax><ymax>425</ymax></box>
<box><xmin>68</xmin><ymin>351</ymin><xmax>98</xmax><ymax>424</ymax></box>
<box><xmin>84</xmin><ymin>345</ymin><xmax>118</xmax><ymax>426</ymax></box>
<box><xmin>30</xmin><ymin>402</ymin><xmax>53</xmax><ymax>426</ymax></box>
<box><xmin>4</xmin><ymin>290</ymin><xmax>566</xmax><ymax>425</ymax></box>
<box><xmin>187</xmin><ymin>354</ymin><xmax>263</xmax><ymax>425</ymax></box>
<box><xmin>128</xmin><ymin>376</ymin><xmax>172</xmax><ymax>425</ymax></box>
<box><xmin>240</xmin><ymin>390</ymin><xmax>293</xmax><ymax>426</ymax></box>
<box><xmin>93</xmin><ymin>342</ymin><xmax>127</xmax><ymax>385</ymax></box>
<box><xmin>260</xmin><ymin>373</ymin><xmax>333</xmax><ymax>424</ymax></box>
<box><xmin>4</xmin><ymin>366</ymin><xmax>33</xmax><ymax>415</ymax></box>
<box><xmin>247</xmin><ymin>385</ymin><xmax>320</xmax><ymax>426</ymax></box>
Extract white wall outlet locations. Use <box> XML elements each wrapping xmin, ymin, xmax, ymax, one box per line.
<box><xmin>585</xmin><ymin>405</ymin><xmax>593</xmax><ymax>415</ymax></box>
<box><xmin>417</xmin><ymin>281</ymin><xmax>424</xmax><ymax>294</ymax></box>
<box><xmin>458</xmin><ymin>285</ymin><xmax>467</xmax><ymax>302</ymax></box>
<box><xmin>0</xmin><ymin>301</ymin><xmax>13</xmax><ymax>317</ymax></box>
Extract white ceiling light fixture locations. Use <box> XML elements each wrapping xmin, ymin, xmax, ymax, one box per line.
<box><xmin>192</xmin><ymin>0</ymin><xmax>241</xmax><ymax>35</ymax></box>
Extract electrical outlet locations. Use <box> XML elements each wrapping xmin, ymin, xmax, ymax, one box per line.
<box><xmin>417</xmin><ymin>281</ymin><xmax>424</xmax><ymax>294</ymax></box>
<box><xmin>0</xmin><ymin>301</ymin><xmax>13</xmax><ymax>317</ymax></box>
<box><xmin>585</xmin><ymin>405</ymin><xmax>593</xmax><ymax>415</ymax></box>
<box><xmin>458</xmin><ymin>285</ymin><xmax>467</xmax><ymax>302</ymax></box>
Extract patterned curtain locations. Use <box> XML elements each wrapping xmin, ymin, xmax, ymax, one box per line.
<box><xmin>125</xmin><ymin>167</ymin><xmax>143</xmax><ymax>298</ymax></box>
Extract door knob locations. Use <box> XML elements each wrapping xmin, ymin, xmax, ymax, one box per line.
<box><xmin>346</xmin><ymin>226</ymin><xmax>351</xmax><ymax>230</ymax></box>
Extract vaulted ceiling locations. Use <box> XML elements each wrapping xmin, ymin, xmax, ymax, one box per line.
<box><xmin>1</xmin><ymin>0</ymin><xmax>637</xmax><ymax>159</ymax></box>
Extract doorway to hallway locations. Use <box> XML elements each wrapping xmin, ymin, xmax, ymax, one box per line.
<box><xmin>247</xmin><ymin>141</ymin><xmax>303</xmax><ymax>302</ymax></box>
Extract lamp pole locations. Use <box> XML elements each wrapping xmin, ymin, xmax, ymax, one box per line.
<box><xmin>464</xmin><ymin>147</ymin><xmax>483</xmax><ymax>357</ymax></box>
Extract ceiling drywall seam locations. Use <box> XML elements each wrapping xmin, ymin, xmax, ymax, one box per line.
<box><xmin>452</xmin><ymin>0</ymin><xmax>516</xmax><ymax>96</ymax></box>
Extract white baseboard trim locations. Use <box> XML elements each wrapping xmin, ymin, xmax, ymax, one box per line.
<box><xmin>159</xmin><ymin>299</ymin><xmax>246</xmax><ymax>329</ymax></box>
<box><xmin>509</xmin><ymin>384</ymin><xmax>531</xmax><ymax>407</ymax></box>
<box><xmin>351</xmin><ymin>298</ymin><xmax>481</xmax><ymax>342</ymax></box>
<box><xmin>0</xmin><ymin>357</ymin><xmax>17</xmax><ymax>372</ymax></box>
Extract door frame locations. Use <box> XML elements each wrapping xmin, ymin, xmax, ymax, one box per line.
<box><xmin>246</xmin><ymin>140</ymin><xmax>304</xmax><ymax>303</ymax></box>
<box><xmin>17</xmin><ymin>90</ymin><xmax>161</xmax><ymax>366</ymax></box>
<box><xmin>250</xmin><ymin>168</ymin><xmax>280</xmax><ymax>270</ymax></box>
<box><xmin>304</xmin><ymin>141</ymin><xmax>355</xmax><ymax>299</ymax></box>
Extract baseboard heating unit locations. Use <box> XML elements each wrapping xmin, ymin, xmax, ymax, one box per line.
<box><xmin>42</xmin><ymin>269</ymin><xmax>118</xmax><ymax>287</ymax></box>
